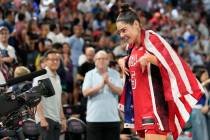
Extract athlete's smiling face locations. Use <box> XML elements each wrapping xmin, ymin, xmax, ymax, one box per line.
<box><xmin>116</xmin><ymin>20</ymin><xmax>140</xmax><ymax>45</ymax></box>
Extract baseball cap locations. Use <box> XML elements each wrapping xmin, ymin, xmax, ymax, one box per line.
<box><xmin>0</xmin><ymin>25</ymin><xmax>8</xmax><ymax>32</ymax></box>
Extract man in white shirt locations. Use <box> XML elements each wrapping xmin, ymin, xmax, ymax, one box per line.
<box><xmin>47</xmin><ymin>23</ymin><xmax>59</xmax><ymax>44</ymax></box>
<box><xmin>33</xmin><ymin>49</ymin><xmax>66</xmax><ymax>140</ymax></box>
<box><xmin>82</xmin><ymin>50</ymin><xmax>123</xmax><ymax>140</ymax></box>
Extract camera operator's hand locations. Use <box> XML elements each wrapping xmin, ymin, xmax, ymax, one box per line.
<box><xmin>61</xmin><ymin>119</ymin><xmax>67</xmax><ymax>133</ymax></box>
<box><xmin>40</xmin><ymin>118</ymin><xmax>49</xmax><ymax>130</ymax></box>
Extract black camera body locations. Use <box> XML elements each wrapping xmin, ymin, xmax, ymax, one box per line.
<box><xmin>0</xmin><ymin>76</ymin><xmax>55</xmax><ymax>139</ymax></box>
<box><xmin>0</xmin><ymin>78</ymin><xmax>55</xmax><ymax>117</ymax></box>
<box><xmin>0</xmin><ymin>109</ymin><xmax>39</xmax><ymax>140</ymax></box>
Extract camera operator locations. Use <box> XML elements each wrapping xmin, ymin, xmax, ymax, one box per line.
<box><xmin>33</xmin><ymin>49</ymin><xmax>67</xmax><ymax>140</ymax></box>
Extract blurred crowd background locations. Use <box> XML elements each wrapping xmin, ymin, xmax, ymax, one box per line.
<box><xmin>0</xmin><ymin>0</ymin><xmax>210</xmax><ymax>140</ymax></box>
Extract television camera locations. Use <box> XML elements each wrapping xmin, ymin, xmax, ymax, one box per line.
<box><xmin>0</xmin><ymin>69</ymin><xmax>55</xmax><ymax>140</ymax></box>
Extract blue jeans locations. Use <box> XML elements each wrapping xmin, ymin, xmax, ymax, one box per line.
<box><xmin>177</xmin><ymin>135</ymin><xmax>191</xmax><ymax>140</ymax></box>
<box><xmin>191</xmin><ymin>109</ymin><xmax>209</xmax><ymax>140</ymax></box>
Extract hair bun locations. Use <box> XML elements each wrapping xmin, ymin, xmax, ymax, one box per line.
<box><xmin>119</xmin><ymin>3</ymin><xmax>131</xmax><ymax>13</ymax></box>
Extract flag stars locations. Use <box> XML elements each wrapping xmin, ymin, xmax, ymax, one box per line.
<box><xmin>131</xmin><ymin>118</ymin><xmax>134</xmax><ymax>122</ymax></box>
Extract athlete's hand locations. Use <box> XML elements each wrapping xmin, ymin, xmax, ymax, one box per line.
<box><xmin>118</xmin><ymin>56</ymin><xmax>129</xmax><ymax>75</ymax></box>
<box><xmin>138</xmin><ymin>54</ymin><xmax>149</xmax><ymax>73</ymax></box>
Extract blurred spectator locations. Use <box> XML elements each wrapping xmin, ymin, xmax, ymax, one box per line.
<box><xmin>43</xmin><ymin>5</ymin><xmax>58</xmax><ymax>24</ymax></box>
<box><xmin>68</xmin><ymin>25</ymin><xmax>85</xmax><ymax>79</ymax></box>
<box><xmin>14</xmin><ymin>66</ymin><xmax>31</xmax><ymax>77</ymax></box>
<box><xmin>190</xmin><ymin>66</ymin><xmax>210</xmax><ymax>140</ymax></box>
<box><xmin>45</xmin><ymin>38</ymin><xmax>53</xmax><ymax>50</ymax></box>
<box><xmin>0</xmin><ymin>7</ymin><xmax>3</xmax><ymax>25</ymax></box>
<box><xmin>0</xmin><ymin>9</ymin><xmax>15</xmax><ymax>33</ymax></box>
<box><xmin>95</xmin><ymin>35</ymin><xmax>110</xmax><ymax>52</ymax></box>
<box><xmin>61</xmin><ymin>42</ymin><xmax>74</xmax><ymax>103</ymax></box>
<box><xmin>70</xmin><ymin>0</ymin><xmax>79</xmax><ymax>13</ymax></box>
<box><xmin>91</xmin><ymin>2</ymin><xmax>103</xmax><ymax>14</ymax></box>
<box><xmin>189</xmin><ymin>50</ymin><xmax>204</xmax><ymax>67</ymax></box>
<box><xmin>33</xmin><ymin>49</ymin><xmax>67</xmax><ymax>140</ymax></box>
<box><xmin>198</xmin><ymin>17</ymin><xmax>209</xmax><ymax>39</ymax></box>
<box><xmin>75</xmin><ymin>47</ymin><xmax>95</xmax><ymax>105</ymax></box>
<box><xmin>40</xmin><ymin>22</ymin><xmax>49</xmax><ymax>38</ymax></box>
<box><xmin>47</xmin><ymin>23</ymin><xmax>59</xmax><ymax>43</ymax></box>
<box><xmin>26</xmin><ymin>39</ymin><xmax>39</xmax><ymax>72</ymax></box>
<box><xmin>107</xmin><ymin>51</ymin><xmax>118</xmax><ymax>70</ymax></box>
<box><xmin>58</xmin><ymin>7</ymin><xmax>72</xmax><ymax>26</ymax></box>
<box><xmin>15</xmin><ymin>1</ymin><xmax>31</xmax><ymax>22</ymax></box>
<box><xmin>39</xmin><ymin>0</ymin><xmax>55</xmax><ymax>19</ymax></box>
<box><xmin>38</xmin><ymin>56</ymin><xmax>46</xmax><ymax>70</ymax></box>
<box><xmin>11</xmin><ymin>66</ymin><xmax>31</xmax><ymax>93</ymax></box>
<box><xmin>0</xmin><ymin>0</ymin><xmax>13</xmax><ymax>13</ymax></box>
<box><xmin>78</xmin><ymin>46</ymin><xmax>95</xmax><ymax>66</ymax></box>
<box><xmin>56</xmin><ymin>25</ymin><xmax>70</xmax><ymax>44</ymax></box>
<box><xmin>113</xmin><ymin>43</ymin><xmax>127</xmax><ymax>57</ymax></box>
<box><xmin>77</xmin><ymin>0</ymin><xmax>92</xmax><ymax>13</ymax></box>
<box><xmin>82</xmin><ymin>50</ymin><xmax>123</xmax><ymax>140</ymax></box>
<box><xmin>82</xmin><ymin>12</ymin><xmax>94</xmax><ymax>32</ymax></box>
<box><xmin>34</xmin><ymin>38</ymin><xmax>47</xmax><ymax>70</ymax></box>
<box><xmin>15</xmin><ymin>28</ymin><xmax>31</xmax><ymax>66</ymax></box>
<box><xmin>0</xmin><ymin>25</ymin><xmax>17</xmax><ymax>79</ymax></box>
<box><xmin>15</xmin><ymin>12</ymin><xmax>27</xmax><ymax>43</ymax></box>
<box><xmin>27</xmin><ymin>19</ymin><xmax>40</xmax><ymax>41</ymax></box>
<box><xmin>92</xmin><ymin>13</ymin><xmax>106</xmax><ymax>31</ymax></box>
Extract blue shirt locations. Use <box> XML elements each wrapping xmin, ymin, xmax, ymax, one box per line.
<box><xmin>68</xmin><ymin>35</ymin><xmax>84</xmax><ymax>66</ymax></box>
<box><xmin>82</xmin><ymin>68</ymin><xmax>123</xmax><ymax>122</ymax></box>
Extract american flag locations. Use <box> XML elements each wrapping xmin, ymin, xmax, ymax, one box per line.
<box><xmin>119</xmin><ymin>45</ymin><xmax>135</xmax><ymax>128</ymax></box>
<box><xmin>119</xmin><ymin>30</ymin><xmax>203</xmax><ymax>139</ymax></box>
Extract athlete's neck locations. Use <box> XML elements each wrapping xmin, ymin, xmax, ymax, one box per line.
<box><xmin>134</xmin><ymin>29</ymin><xmax>141</xmax><ymax>47</ymax></box>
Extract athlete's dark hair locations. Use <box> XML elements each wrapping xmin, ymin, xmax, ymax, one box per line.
<box><xmin>116</xmin><ymin>3</ymin><xmax>140</xmax><ymax>25</ymax></box>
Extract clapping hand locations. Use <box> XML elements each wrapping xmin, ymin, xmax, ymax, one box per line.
<box><xmin>102</xmin><ymin>72</ymin><xmax>109</xmax><ymax>84</ymax></box>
